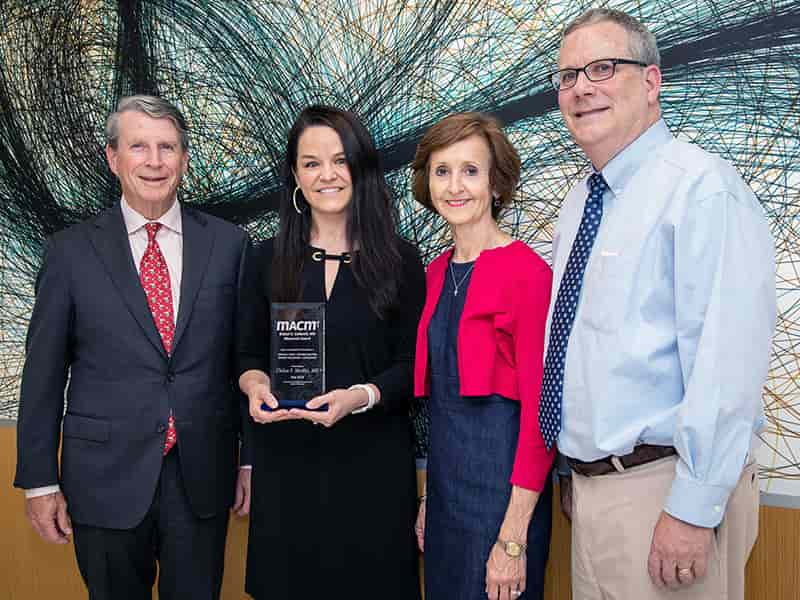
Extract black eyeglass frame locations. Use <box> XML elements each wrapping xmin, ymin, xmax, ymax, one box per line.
<box><xmin>550</xmin><ymin>58</ymin><xmax>649</xmax><ymax>91</ymax></box>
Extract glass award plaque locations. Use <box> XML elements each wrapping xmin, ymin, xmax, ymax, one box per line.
<box><xmin>269</xmin><ymin>302</ymin><xmax>325</xmax><ymax>408</ymax></box>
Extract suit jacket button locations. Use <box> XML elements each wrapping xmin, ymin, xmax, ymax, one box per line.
<box><xmin>166</xmin><ymin>372</ymin><xmax>175</xmax><ymax>383</ymax></box>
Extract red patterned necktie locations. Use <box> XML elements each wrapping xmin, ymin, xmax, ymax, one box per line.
<box><xmin>140</xmin><ymin>222</ymin><xmax>177</xmax><ymax>455</ymax></box>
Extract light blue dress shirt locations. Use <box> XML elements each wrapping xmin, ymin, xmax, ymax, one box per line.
<box><xmin>549</xmin><ymin>119</ymin><xmax>776</xmax><ymax>527</ymax></box>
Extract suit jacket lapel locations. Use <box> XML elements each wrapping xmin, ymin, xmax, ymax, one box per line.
<box><xmin>172</xmin><ymin>208</ymin><xmax>214</xmax><ymax>352</ymax></box>
<box><xmin>88</xmin><ymin>203</ymin><xmax>167</xmax><ymax>358</ymax></box>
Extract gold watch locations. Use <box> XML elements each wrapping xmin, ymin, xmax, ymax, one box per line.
<box><xmin>496</xmin><ymin>538</ymin><xmax>527</xmax><ymax>558</ymax></box>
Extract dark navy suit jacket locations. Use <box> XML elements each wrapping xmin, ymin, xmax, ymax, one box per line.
<box><xmin>14</xmin><ymin>202</ymin><xmax>249</xmax><ymax>529</ymax></box>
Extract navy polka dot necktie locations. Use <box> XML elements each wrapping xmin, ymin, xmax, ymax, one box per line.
<box><xmin>539</xmin><ymin>173</ymin><xmax>607</xmax><ymax>449</ymax></box>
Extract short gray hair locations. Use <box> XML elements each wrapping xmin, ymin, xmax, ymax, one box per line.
<box><xmin>562</xmin><ymin>8</ymin><xmax>661</xmax><ymax>67</ymax></box>
<box><xmin>105</xmin><ymin>95</ymin><xmax>190</xmax><ymax>150</ymax></box>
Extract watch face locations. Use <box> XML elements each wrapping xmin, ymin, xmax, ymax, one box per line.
<box><xmin>505</xmin><ymin>541</ymin><xmax>522</xmax><ymax>557</ymax></box>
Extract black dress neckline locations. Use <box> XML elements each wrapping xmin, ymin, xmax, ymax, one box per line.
<box><xmin>309</xmin><ymin>245</ymin><xmax>353</xmax><ymax>263</ymax></box>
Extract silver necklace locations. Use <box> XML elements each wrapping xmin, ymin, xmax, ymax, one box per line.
<box><xmin>449</xmin><ymin>261</ymin><xmax>475</xmax><ymax>296</ymax></box>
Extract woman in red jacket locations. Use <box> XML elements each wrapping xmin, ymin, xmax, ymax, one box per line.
<box><xmin>412</xmin><ymin>112</ymin><xmax>555</xmax><ymax>600</ymax></box>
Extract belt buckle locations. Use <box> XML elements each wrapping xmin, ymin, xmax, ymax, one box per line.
<box><xmin>610</xmin><ymin>455</ymin><xmax>626</xmax><ymax>473</ymax></box>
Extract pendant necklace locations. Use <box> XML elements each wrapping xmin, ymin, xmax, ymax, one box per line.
<box><xmin>449</xmin><ymin>261</ymin><xmax>475</xmax><ymax>296</ymax></box>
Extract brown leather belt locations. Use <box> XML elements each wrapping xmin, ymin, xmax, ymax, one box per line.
<box><xmin>566</xmin><ymin>444</ymin><xmax>676</xmax><ymax>477</ymax></box>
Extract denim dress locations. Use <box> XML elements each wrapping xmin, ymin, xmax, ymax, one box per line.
<box><xmin>424</xmin><ymin>260</ymin><xmax>552</xmax><ymax>599</ymax></box>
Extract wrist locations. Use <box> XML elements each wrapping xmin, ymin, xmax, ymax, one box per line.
<box><xmin>499</xmin><ymin>486</ymin><xmax>537</xmax><ymax>543</ymax></box>
<box><xmin>349</xmin><ymin>387</ymin><xmax>369</xmax><ymax>409</ymax></box>
<box><xmin>498</xmin><ymin>520</ymin><xmax>529</xmax><ymax>545</ymax></box>
<box><xmin>240</xmin><ymin>370</ymin><xmax>268</xmax><ymax>395</ymax></box>
<box><xmin>495</xmin><ymin>537</ymin><xmax>527</xmax><ymax>558</ymax></box>
<box><xmin>349</xmin><ymin>384</ymin><xmax>376</xmax><ymax>414</ymax></box>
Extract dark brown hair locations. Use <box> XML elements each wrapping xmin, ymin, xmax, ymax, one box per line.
<box><xmin>411</xmin><ymin>112</ymin><xmax>520</xmax><ymax>220</ymax></box>
<box><xmin>272</xmin><ymin>105</ymin><xmax>402</xmax><ymax>319</ymax></box>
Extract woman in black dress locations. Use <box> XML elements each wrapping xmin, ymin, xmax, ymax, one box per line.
<box><xmin>237</xmin><ymin>105</ymin><xmax>424</xmax><ymax>600</ymax></box>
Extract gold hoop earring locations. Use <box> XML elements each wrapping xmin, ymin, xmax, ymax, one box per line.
<box><xmin>292</xmin><ymin>186</ymin><xmax>304</xmax><ymax>215</ymax></box>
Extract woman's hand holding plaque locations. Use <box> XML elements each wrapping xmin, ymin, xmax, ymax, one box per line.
<box><xmin>289</xmin><ymin>387</ymin><xmax>370</xmax><ymax>427</ymax></box>
<box><xmin>241</xmin><ymin>374</ymin><xmax>293</xmax><ymax>424</ymax></box>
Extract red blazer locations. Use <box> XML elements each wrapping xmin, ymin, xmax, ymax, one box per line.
<box><xmin>414</xmin><ymin>241</ymin><xmax>555</xmax><ymax>490</ymax></box>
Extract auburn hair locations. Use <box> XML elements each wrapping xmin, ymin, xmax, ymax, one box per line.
<box><xmin>411</xmin><ymin>112</ymin><xmax>520</xmax><ymax>219</ymax></box>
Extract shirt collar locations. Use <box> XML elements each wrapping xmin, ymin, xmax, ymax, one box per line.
<box><xmin>120</xmin><ymin>196</ymin><xmax>183</xmax><ymax>235</ymax></box>
<box><xmin>593</xmin><ymin>119</ymin><xmax>673</xmax><ymax>197</ymax></box>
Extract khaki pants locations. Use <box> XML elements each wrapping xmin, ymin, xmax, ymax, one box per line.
<box><xmin>571</xmin><ymin>456</ymin><xmax>759</xmax><ymax>600</ymax></box>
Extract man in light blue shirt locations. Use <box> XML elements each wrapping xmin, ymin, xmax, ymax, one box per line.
<box><xmin>545</xmin><ymin>8</ymin><xmax>775</xmax><ymax>599</ymax></box>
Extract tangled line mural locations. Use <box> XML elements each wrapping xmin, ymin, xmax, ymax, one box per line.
<box><xmin>0</xmin><ymin>0</ymin><xmax>798</xmax><ymax>497</ymax></box>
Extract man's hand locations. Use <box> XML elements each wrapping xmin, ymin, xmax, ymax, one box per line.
<box><xmin>232</xmin><ymin>468</ymin><xmax>251</xmax><ymax>517</ymax></box>
<box><xmin>647</xmin><ymin>511</ymin><xmax>713</xmax><ymax>589</ymax></box>
<box><xmin>26</xmin><ymin>491</ymin><xmax>72</xmax><ymax>544</ymax></box>
<box><xmin>558</xmin><ymin>474</ymin><xmax>572</xmax><ymax>522</ymax></box>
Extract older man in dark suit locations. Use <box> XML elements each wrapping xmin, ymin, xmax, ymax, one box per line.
<box><xmin>14</xmin><ymin>95</ymin><xmax>251</xmax><ymax>600</ymax></box>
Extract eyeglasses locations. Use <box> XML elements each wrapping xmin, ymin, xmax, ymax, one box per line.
<box><xmin>550</xmin><ymin>58</ymin><xmax>648</xmax><ymax>91</ymax></box>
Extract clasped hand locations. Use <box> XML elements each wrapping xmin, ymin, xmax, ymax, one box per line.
<box><xmin>247</xmin><ymin>383</ymin><xmax>368</xmax><ymax>427</ymax></box>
